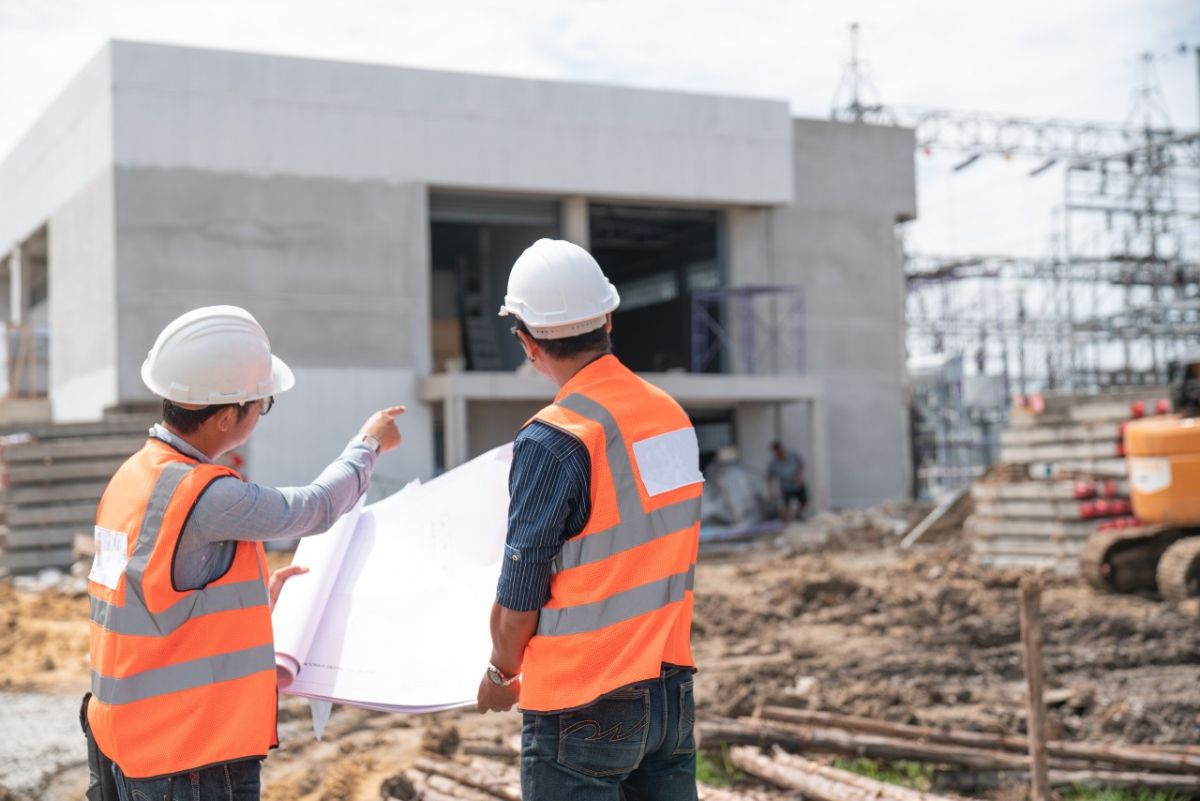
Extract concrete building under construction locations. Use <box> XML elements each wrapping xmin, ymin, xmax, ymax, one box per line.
<box><xmin>0</xmin><ymin>40</ymin><xmax>916</xmax><ymax>509</ymax></box>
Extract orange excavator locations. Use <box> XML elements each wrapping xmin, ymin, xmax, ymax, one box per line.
<box><xmin>1081</xmin><ymin>358</ymin><xmax>1200</xmax><ymax>603</ymax></box>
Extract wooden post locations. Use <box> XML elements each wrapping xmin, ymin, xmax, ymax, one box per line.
<box><xmin>1019</xmin><ymin>576</ymin><xmax>1050</xmax><ymax>801</ymax></box>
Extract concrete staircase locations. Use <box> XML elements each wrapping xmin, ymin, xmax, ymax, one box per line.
<box><xmin>0</xmin><ymin>413</ymin><xmax>154</xmax><ymax>575</ymax></box>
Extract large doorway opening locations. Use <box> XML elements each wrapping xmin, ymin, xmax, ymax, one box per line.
<box><xmin>589</xmin><ymin>204</ymin><xmax>722</xmax><ymax>373</ymax></box>
<box><xmin>430</xmin><ymin>193</ymin><xmax>559</xmax><ymax>372</ymax></box>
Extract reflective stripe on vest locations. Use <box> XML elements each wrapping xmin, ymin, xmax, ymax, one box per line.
<box><xmin>537</xmin><ymin>565</ymin><xmax>696</xmax><ymax>637</ymax></box>
<box><xmin>89</xmin><ymin>459</ymin><xmax>271</xmax><ymax>699</ymax></box>
<box><xmin>552</xmin><ymin>393</ymin><xmax>701</xmax><ymax>575</ymax></box>
<box><xmin>536</xmin><ymin>392</ymin><xmax>700</xmax><ymax>637</ymax></box>
<box><xmin>92</xmin><ymin>643</ymin><xmax>276</xmax><ymax>705</ymax></box>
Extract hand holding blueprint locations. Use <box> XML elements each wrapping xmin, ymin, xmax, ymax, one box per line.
<box><xmin>271</xmin><ymin>445</ymin><xmax>513</xmax><ymax>713</ymax></box>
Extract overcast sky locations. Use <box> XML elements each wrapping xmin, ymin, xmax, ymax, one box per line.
<box><xmin>1</xmin><ymin>0</ymin><xmax>1198</xmax><ymax>259</ymax></box>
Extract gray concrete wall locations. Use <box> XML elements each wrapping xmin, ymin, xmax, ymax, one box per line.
<box><xmin>0</xmin><ymin>46</ymin><xmax>112</xmax><ymax>253</ymax></box>
<box><xmin>111</xmin><ymin>167</ymin><xmax>434</xmax><ymax>483</ymax></box>
<box><xmin>106</xmin><ymin>41</ymin><xmax>793</xmax><ymax>205</ymax></box>
<box><xmin>48</xmin><ymin>169</ymin><xmax>119</xmax><ymax>420</ymax></box>
<box><xmin>732</xmin><ymin>119</ymin><xmax>916</xmax><ymax>507</ymax></box>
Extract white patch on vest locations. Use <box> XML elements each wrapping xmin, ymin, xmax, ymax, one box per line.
<box><xmin>632</xmin><ymin>427</ymin><xmax>705</xmax><ymax>496</ymax></box>
<box><xmin>88</xmin><ymin>526</ymin><xmax>129</xmax><ymax>590</ymax></box>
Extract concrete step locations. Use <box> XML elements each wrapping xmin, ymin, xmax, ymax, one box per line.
<box><xmin>976</xmin><ymin>552</ymin><xmax>1080</xmax><ymax>575</ymax></box>
<box><xmin>1027</xmin><ymin>458</ymin><xmax>1128</xmax><ymax>480</ymax></box>
<box><xmin>7</xmin><ymin>502</ymin><xmax>96</xmax><ymax>527</ymax></box>
<box><xmin>971</xmin><ymin>537</ymin><xmax>1087</xmax><ymax>557</ymax></box>
<box><xmin>0</xmin><ymin>416</ymin><xmax>152</xmax><ymax>440</ymax></box>
<box><xmin>1</xmin><ymin>481</ymin><xmax>110</xmax><ymax>506</ymax></box>
<box><xmin>974</xmin><ymin>500</ymin><xmax>1086</xmax><ymax>520</ymax></box>
<box><xmin>965</xmin><ymin>515</ymin><xmax>1097</xmax><ymax>539</ymax></box>
<box><xmin>2</xmin><ymin>435</ymin><xmax>145</xmax><ymax>465</ymax></box>
<box><xmin>6</xmin><ymin>459</ymin><xmax>127</xmax><ymax>486</ymax></box>
<box><xmin>972</xmin><ymin>480</ymin><xmax>1130</xmax><ymax>502</ymax></box>
<box><xmin>1000</xmin><ymin>440</ymin><xmax>1121</xmax><ymax>464</ymax></box>
<box><xmin>0</xmin><ymin>546</ymin><xmax>75</xmax><ymax>574</ymax></box>
<box><xmin>4</xmin><ymin>525</ymin><xmax>88</xmax><ymax>549</ymax></box>
<box><xmin>999</xmin><ymin>422</ymin><xmax>1120</xmax><ymax>447</ymax></box>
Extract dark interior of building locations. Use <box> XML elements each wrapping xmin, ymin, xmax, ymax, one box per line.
<box><xmin>430</xmin><ymin>196</ymin><xmax>724</xmax><ymax>375</ymax></box>
<box><xmin>589</xmin><ymin>204</ymin><xmax>722</xmax><ymax>373</ymax></box>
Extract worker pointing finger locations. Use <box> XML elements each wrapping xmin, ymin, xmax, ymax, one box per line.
<box><xmin>84</xmin><ymin>305</ymin><xmax>408</xmax><ymax>801</ymax></box>
<box><xmin>357</xmin><ymin>406</ymin><xmax>406</xmax><ymax>453</ymax></box>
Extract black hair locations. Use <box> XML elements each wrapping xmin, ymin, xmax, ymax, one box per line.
<box><xmin>162</xmin><ymin>399</ymin><xmax>252</xmax><ymax>434</ymax></box>
<box><xmin>516</xmin><ymin>319</ymin><xmax>612</xmax><ymax>360</ymax></box>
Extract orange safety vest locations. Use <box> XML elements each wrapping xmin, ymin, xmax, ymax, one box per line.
<box><xmin>87</xmin><ymin>438</ymin><xmax>278</xmax><ymax>779</ymax></box>
<box><xmin>518</xmin><ymin>355</ymin><xmax>703</xmax><ymax>713</ymax></box>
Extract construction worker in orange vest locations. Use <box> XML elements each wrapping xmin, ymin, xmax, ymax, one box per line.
<box><xmin>84</xmin><ymin>305</ymin><xmax>404</xmax><ymax>801</ymax></box>
<box><xmin>477</xmin><ymin>240</ymin><xmax>704</xmax><ymax>801</ymax></box>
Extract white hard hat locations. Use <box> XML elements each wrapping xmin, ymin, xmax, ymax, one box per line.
<box><xmin>498</xmin><ymin>239</ymin><xmax>620</xmax><ymax>340</ymax></box>
<box><xmin>141</xmin><ymin>305</ymin><xmax>295</xmax><ymax>405</ymax></box>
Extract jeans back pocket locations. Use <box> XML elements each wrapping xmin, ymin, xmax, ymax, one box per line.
<box><xmin>557</xmin><ymin>687</ymin><xmax>651</xmax><ymax>778</ymax></box>
<box><xmin>672</xmin><ymin>679</ymin><xmax>696</xmax><ymax>757</ymax></box>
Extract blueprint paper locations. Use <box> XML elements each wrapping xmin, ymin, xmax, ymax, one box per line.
<box><xmin>271</xmin><ymin>445</ymin><xmax>513</xmax><ymax>713</ymax></box>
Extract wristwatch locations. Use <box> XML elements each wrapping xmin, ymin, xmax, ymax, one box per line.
<box><xmin>486</xmin><ymin>663</ymin><xmax>519</xmax><ymax>687</ymax></box>
<box><xmin>357</xmin><ymin>433</ymin><xmax>382</xmax><ymax>454</ymax></box>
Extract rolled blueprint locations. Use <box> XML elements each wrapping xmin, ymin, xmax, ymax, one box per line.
<box><xmin>275</xmin><ymin>445</ymin><xmax>512</xmax><ymax>713</ymax></box>
<box><xmin>272</xmin><ymin>495</ymin><xmax>368</xmax><ymax>687</ymax></box>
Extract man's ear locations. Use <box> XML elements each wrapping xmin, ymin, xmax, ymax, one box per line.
<box><xmin>604</xmin><ymin>314</ymin><xmax>613</xmax><ymax>334</ymax></box>
<box><xmin>517</xmin><ymin>330</ymin><xmax>540</xmax><ymax>361</ymax></box>
<box><xmin>214</xmin><ymin>406</ymin><xmax>237</xmax><ymax>433</ymax></box>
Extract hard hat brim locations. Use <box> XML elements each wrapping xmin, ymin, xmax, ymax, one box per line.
<box><xmin>141</xmin><ymin>353</ymin><xmax>296</xmax><ymax>404</ymax></box>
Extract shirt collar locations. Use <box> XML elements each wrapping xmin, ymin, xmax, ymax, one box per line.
<box><xmin>149</xmin><ymin>423</ymin><xmax>212</xmax><ymax>464</ymax></box>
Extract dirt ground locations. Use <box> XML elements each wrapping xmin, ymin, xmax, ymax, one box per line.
<box><xmin>1</xmin><ymin>531</ymin><xmax>1197</xmax><ymax>800</ymax></box>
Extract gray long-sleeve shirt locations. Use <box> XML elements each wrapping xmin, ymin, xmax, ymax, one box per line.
<box><xmin>149</xmin><ymin>424</ymin><xmax>379</xmax><ymax>590</ymax></box>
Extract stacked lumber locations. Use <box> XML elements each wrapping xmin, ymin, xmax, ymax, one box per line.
<box><xmin>965</xmin><ymin>389</ymin><xmax>1169</xmax><ymax>573</ymax></box>
<box><xmin>0</xmin><ymin>413</ymin><xmax>153</xmax><ymax>575</ymax></box>
<box><xmin>697</xmin><ymin>709</ymin><xmax>1200</xmax><ymax>794</ymax></box>
<box><xmin>380</xmin><ymin>754</ymin><xmax>792</xmax><ymax>801</ymax></box>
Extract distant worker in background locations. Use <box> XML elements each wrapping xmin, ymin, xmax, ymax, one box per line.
<box><xmin>476</xmin><ymin>239</ymin><xmax>704</xmax><ymax>801</ymax></box>
<box><xmin>768</xmin><ymin>441</ymin><xmax>807</xmax><ymax>521</ymax></box>
<box><xmin>83</xmin><ymin>305</ymin><xmax>404</xmax><ymax>801</ymax></box>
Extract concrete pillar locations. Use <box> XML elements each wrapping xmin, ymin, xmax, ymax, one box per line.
<box><xmin>562</xmin><ymin>197</ymin><xmax>589</xmax><ymax>248</ymax></box>
<box><xmin>443</xmin><ymin>394</ymin><xmax>469</xmax><ymax>469</ymax></box>
<box><xmin>808</xmin><ymin>397</ymin><xmax>832</xmax><ymax>512</ymax></box>
<box><xmin>9</xmin><ymin>243</ymin><xmax>28</xmax><ymax>325</ymax></box>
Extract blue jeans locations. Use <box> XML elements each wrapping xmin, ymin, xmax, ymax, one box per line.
<box><xmin>112</xmin><ymin>759</ymin><xmax>261</xmax><ymax>801</ymax></box>
<box><xmin>521</xmin><ymin>665</ymin><xmax>698</xmax><ymax>801</ymax></box>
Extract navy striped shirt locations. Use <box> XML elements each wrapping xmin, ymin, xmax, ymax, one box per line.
<box><xmin>496</xmin><ymin>421</ymin><xmax>591</xmax><ymax>612</ymax></box>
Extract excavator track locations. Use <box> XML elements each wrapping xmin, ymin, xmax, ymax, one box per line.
<box><xmin>1080</xmin><ymin>525</ymin><xmax>1182</xmax><ymax>594</ymax></box>
<box><xmin>1156</xmin><ymin>535</ymin><xmax>1200</xmax><ymax>604</ymax></box>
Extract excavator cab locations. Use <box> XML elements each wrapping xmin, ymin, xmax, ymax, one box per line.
<box><xmin>1082</xmin><ymin>358</ymin><xmax>1200</xmax><ymax>602</ymax></box>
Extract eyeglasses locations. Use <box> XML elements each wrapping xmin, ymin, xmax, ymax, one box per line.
<box><xmin>242</xmin><ymin>395</ymin><xmax>274</xmax><ymax>416</ymax></box>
